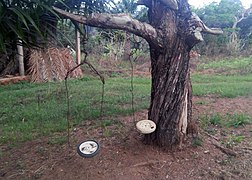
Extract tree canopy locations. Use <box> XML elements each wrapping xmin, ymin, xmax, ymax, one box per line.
<box><xmin>192</xmin><ymin>0</ymin><xmax>252</xmax><ymax>55</ymax></box>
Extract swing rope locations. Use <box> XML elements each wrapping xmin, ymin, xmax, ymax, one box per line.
<box><xmin>129</xmin><ymin>53</ymin><xmax>136</xmax><ymax>124</ymax></box>
<box><xmin>65</xmin><ymin>24</ymin><xmax>105</xmax><ymax>147</ymax></box>
<box><xmin>122</xmin><ymin>51</ymin><xmax>139</xmax><ymax>141</ymax></box>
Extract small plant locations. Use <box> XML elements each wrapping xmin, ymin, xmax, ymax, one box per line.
<box><xmin>225</xmin><ymin>134</ymin><xmax>245</xmax><ymax>148</ymax></box>
<box><xmin>103</xmin><ymin>128</ymin><xmax>112</xmax><ymax>137</ymax></box>
<box><xmin>226</xmin><ymin>113</ymin><xmax>251</xmax><ymax>128</ymax></box>
<box><xmin>198</xmin><ymin>115</ymin><xmax>209</xmax><ymax>129</ymax></box>
<box><xmin>100</xmin><ymin>120</ymin><xmax>113</xmax><ymax>137</ymax></box>
<box><xmin>192</xmin><ymin>136</ymin><xmax>203</xmax><ymax>147</ymax></box>
<box><xmin>195</xmin><ymin>101</ymin><xmax>207</xmax><ymax>105</ymax></box>
<box><xmin>205</xmin><ymin>127</ymin><xmax>218</xmax><ymax>135</ymax></box>
<box><xmin>216</xmin><ymin>157</ymin><xmax>232</xmax><ymax>166</ymax></box>
<box><xmin>36</xmin><ymin>146</ymin><xmax>47</xmax><ymax>155</ymax></box>
<box><xmin>101</xmin><ymin>120</ymin><xmax>112</xmax><ymax>128</ymax></box>
<box><xmin>210</xmin><ymin>113</ymin><xmax>222</xmax><ymax>126</ymax></box>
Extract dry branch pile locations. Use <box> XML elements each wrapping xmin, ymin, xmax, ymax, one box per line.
<box><xmin>28</xmin><ymin>47</ymin><xmax>82</xmax><ymax>82</ymax></box>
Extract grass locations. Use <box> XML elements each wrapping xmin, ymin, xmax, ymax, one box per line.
<box><xmin>209</xmin><ymin>113</ymin><xmax>222</xmax><ymax>126</ymax></box>
<box><xmin>225</xmin><ymin>113</ymin><xmax>251</xmax><ymax>128</ymax></box>
<box><xmin>192</xmin><ymin>136</ymin><xmax>203</xmax><ymax>147</ymax></box>
<box><xmin>225</xmin><ymin>135</ymin><xmax>245</xmax><ymax>148</ymax></box>
<box><xmin>48</xmin><ymin>136</ymin><xmax>68</xmax><ymax>145</ymax></box>
<box><xmin>1</xmin><ymin>67</ymin><xmax>252</xmax><ymax>145</ymax></box>
<box><xmin>0</xmin><ymin>77</ymin><xmax>151</xmax><ymax>145</ymax></box>
<box><xmin>197</xmin><ymin>57</ymin><xmax>252</xmax><ymax>75</ymax></box>
<box><xmin>199</xmin><ymin>112</ymin><xmax>250</xmax><ymax>149</ymax></box>
<box><xmin>198</xmin><ymin>113</ymin><xmax>251</xmax><ymax>129</ymax></box>
<box><xmin>192</xmin><ymin>74</ymin><xmax>252</xmax><ymax>97</ymax></box>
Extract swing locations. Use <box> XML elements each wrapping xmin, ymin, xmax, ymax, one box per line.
<box><xmin>62</xmin><ymin>25</ymin><xmax>103</xmax><ymax>158</ymax></box>
<box><xmin>136</xmin><ymin>119</ymin><xmax>156</xmax><ymax>134</ymax></box>
<box><xmin>128</xmin><ymin>47</ymin><xmax>156</xmax><ymax>135</ymax></box>
<box><xmin>73</xmin><ymin>27</ymin><xmax>156</xmax><ymax>158</ymax></box>
<box><xmin>77</xmin><ymin>140</ymin><xmax>100</xmax><ymax>158</ymax></box>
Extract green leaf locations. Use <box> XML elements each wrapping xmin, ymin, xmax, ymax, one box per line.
<box><xmin>6</xmin><ymin>19</ymin><xmax>27</xmax><ymax>44</ymax></box>
<box><xmin>34</xmin><ymin>1</ymin><xmax>60</xmax><ymax>19</ymax></box>
<box><xmin>9</xmin><ymin>7</ymin><xmax>29</xmax><ymax>30</ymax></box>
<box><xmin>18</xmin><ymin>8</ymin><xmax>42</xmax><ymax>37</ymax></box>
<box><xmin>0</xmin><ymin>33</ymin><xmax>6</xmax><ymax>53</ymax></box>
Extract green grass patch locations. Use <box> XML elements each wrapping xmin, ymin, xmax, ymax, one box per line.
<box><xmin>0</xmin><ymin>77</ymin><xmax>151</xmax><ymax>145</ymax></box>
<box><xmin>224</xmin><ymin>135</ymin><xmax>245</xmax><ymax>148</ymax></box>
<box><xmin>192</xmin><ymin>136</ymin><xmax>203</xmax><ymax>147</ymax></box>
<box><xmin>225</xmin><ymin>113</ymin><xmax>251</xmax><ymax>128</ymax></box>
<box><xmin>197</xmin><ymin>57</ymin><xmax>252</xmax><ymax>75</ymax></box>
<box><xmin>100</xmin><ymin>120</ymin><xmax>113</xmax><ymax>128</ymax></box>
<box><xmin>1</xmin><ymin>71</ymin><xmax>252</xmax><ymax>145</ymax></box>
<box><xmin>198</xmin><ymin>113</ymin><xmax>251</xmax><ymax>129</ymax></box>
<box><xmin>209</xmin><ymin>113</ymin><xmax>223</xmax><ymax>126</ymax></box>
<box><xmin>192</xmin><ymin>74</ymin><xmax>252</xmax><ymax>97</ymax></box>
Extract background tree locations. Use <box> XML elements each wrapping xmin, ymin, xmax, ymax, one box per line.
<box><xmin>193</xmin><ymin>0</ymin><xmax>252</xmax><ymax>56</ymax></box>
<box><xmin>0</xmin><ymin>0</ymin><xmax>55</xmax><ymax>75</ymax></box>
<box><xmin>0</xmin><ymin>0</ymin><xmax>109</xmax><ymax>75</ymax></box>
<box><xmin>53</xmin><ymin>0</ymin><xmax>222</xmax><ymax>147</ymax></box>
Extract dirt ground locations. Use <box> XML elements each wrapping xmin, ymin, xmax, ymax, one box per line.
<box><xmin>1</xmin><ymin>95</ymin><xmax>252</xmax><ymax>180</ymax></box>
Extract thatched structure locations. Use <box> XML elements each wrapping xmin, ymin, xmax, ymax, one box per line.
<box><xmin>28</xmin><ymin>47</ymin><xmax>82</xmax><ymax>82</ymax></box>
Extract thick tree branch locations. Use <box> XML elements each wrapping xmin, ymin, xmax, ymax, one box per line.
<box><xmin>53</xmin><ymin>7</ymin><xmax>159</xmax><ymax>45</ymax></box>
<box><xmin>190</xmin><ymin>13</ymin><xmax>223</xmax><ymax>35</ymax></box>
<box><xmin>186</xmin><ymin>12</ymin><xmax>223</xmax><ymax>44</ymax></box>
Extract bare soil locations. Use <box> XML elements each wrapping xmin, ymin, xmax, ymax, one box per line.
<box><xmin>1</xmin><ymin>96</ymin><xmax>252</xmax><ymax>180</ymax></box>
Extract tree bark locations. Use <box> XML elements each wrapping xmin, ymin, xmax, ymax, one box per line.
<box><xmin>53</xmin><ymin>0</ymin><xmax>222</xmax><ymax>147</ymax></box>
<box><xmin>145</xmin><ymin>43</ymin><xmax>192</xmax><ymax>146</ymax></box>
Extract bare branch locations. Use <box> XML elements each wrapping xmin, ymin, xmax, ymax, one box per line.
<box><xmin>186</xmin><ymin>12</ymin><xmax>223</xmax><ymax>45</ymax></box>
<box><xmin>191</xmin><ymin>13</ymin><xmax>223</xmax><ymax>35</ymax></box>
<box><xmin>53</xmin><ymin>7</ymin><xmax>158</xmax><ymax>45</ymax></box>
<box><xmin>233</xmin><ymin>6</ymin><xmax>252</xmax><ymax>29</ymax></box>
<box><xmin>202</xmin><ymin>27</ymin><xmax>223</xmax><ymax>35</ymax></box>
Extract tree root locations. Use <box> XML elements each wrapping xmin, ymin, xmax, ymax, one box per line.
<box><xmin>240</xmin><ymin>147</ymin><xmax>252</xmax><ymax>151</ymax></box>
<box><xmin>211</xmin><ymin>140</ymin><xmax>237</xmax><ymax>157</ymax></box>
<box><xmin>203</xmin><ymin>131</ymin><xmax>219</xmax><ymax>141</ymax></box>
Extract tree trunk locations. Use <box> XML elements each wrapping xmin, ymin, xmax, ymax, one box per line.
<box><xmin>144</xmin><ymin>43</ymin><xmax>192</xmax><ymax>147</ymax></box>
<box><xmin>143</xmin><ymin>1</ymin><xmax>193</xmax><ymax>147</ymax></box>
